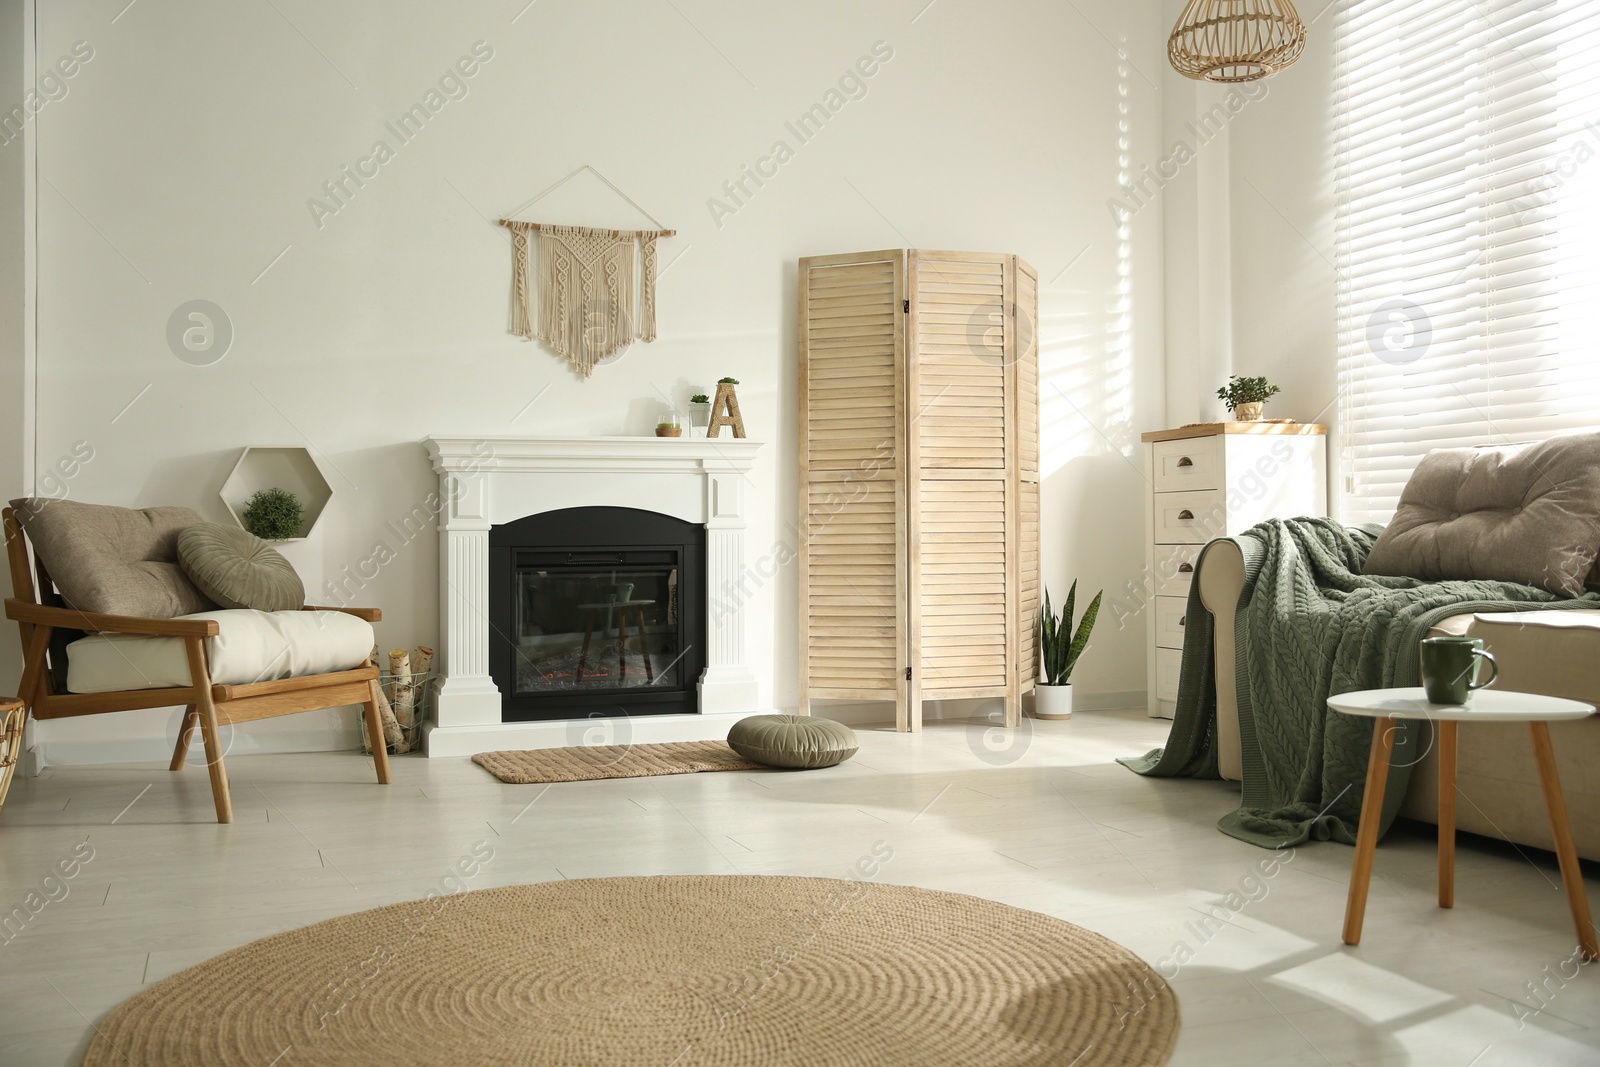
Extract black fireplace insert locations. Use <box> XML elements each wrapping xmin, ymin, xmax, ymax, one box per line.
<box><xmin>488</xmin><ymin>507</ymin><xmax>705</xmax><ymax>721</ymax></box>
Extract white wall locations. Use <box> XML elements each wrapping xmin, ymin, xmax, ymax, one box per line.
<box><xmin>0</xmin><ymin>0</ymin><xmax>30</xmax><ymax>702</ymax></box>
<box><xmin>1153</xmin><ymin>2</ymin><xmax>1338</xmax><ymax>442</ymax></box>
<box><xmin>1225</xmin><ymin>11</ymin><xmax>1338</xmax><ymax>436</ymax></box>
<box><xmin>21</xmin><ymin>0</ymin><xmax>1168</xmax><ymax>761</ymax></box>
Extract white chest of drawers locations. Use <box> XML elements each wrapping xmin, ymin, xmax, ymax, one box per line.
<box><xmin>1141</xmin><ymin>422</ymin><xmax>1328</xmax><ymax>718</ymax></box>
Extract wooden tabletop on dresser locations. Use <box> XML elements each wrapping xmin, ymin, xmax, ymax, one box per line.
<box><xmin>1141</xmin><ymin>421</ymin><xmax>1328</xmax><ymax>443</ymax></box>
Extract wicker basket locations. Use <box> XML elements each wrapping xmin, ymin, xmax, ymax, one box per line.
<box><xmin>0</xmin><ymin>697</ymin><xmax>26</xmax><ymax>813</ymax></box>
<box><xmin>358</xmin><ymin>671</ymin><xmax>433</xmax><ymax>754</ymax></box>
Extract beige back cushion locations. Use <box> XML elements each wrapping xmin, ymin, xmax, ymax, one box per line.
<box><xmin>9</xmin><ymin>498</ymin><xmax>217</xmax><ymax>618</ymax></box>
<box><xmin>1362</xmin><ymin>434</ymin><xmax>1600</xmax><ymax>597</ymax></box>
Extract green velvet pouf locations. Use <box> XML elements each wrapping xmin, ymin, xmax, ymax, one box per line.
<box><xmin>726</xmin><ymin>714</ymin><xmax>858</xmax><ymax>769</ymax></box>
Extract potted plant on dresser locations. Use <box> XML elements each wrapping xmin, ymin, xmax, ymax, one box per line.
<box><xmin>1035</xmin><ymin>581</ymin><xmax>1102</xmax><ymax>719</ymax></box>
<box><xmin>1216</xmin><ymin>374</ymin><xmax>1281</xmax><ymax>421</ymax></box>
<box><xmin>689</xmin><ymin>393</ymin><xmax>711</xmax><ymax>437</ymax></box>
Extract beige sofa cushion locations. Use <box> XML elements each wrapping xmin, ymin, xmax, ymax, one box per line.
<box><xmin>9</xmin><ymin>498</ymin><xmax>215</xmax><ymax>618</ymax></box>
<box><xmin>1400</xmin><ymin>609</ymin><xmax>1600</xmax><ymax>859</ymax></box>
<box><xmin>1362</xmin><ymin>434</ymin><xmax>1600</xmax><ymax>596</ymax></box>
<box><xmin>65</xmin><ymin>609</ymin><xmax>374</xmax><ymax>692</ymax></box>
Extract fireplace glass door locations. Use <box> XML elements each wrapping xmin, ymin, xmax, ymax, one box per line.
<box><xmin>513</xmin><ymin>552</ymin><xmax>682</xmax><ymax>695</ymax></box>
<box><xmin>488</xmin><ymin>506</ymin><xmax>705</xmax><ymax>722</ymax></box>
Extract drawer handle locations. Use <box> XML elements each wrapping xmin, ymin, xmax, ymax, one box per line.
<box><xmin>1177</xmin><ymin>509</ymin><xmax>1194</xmax><ymax>520</ymax></box>
<box><xmin>1178</xmin><ymin>562</ymin><xmax>1193</xmax><ymax>573</ymax></box>
<box><xmin>1177</xmin><ymin>456</ymin><xmax>1194</xmax><ymax>467</ymax></box>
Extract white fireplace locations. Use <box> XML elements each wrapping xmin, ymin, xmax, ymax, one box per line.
<box><xmin>422</xmin><ymin>435</ymin><xmax>764</xmax><ymax>757</ymax></box>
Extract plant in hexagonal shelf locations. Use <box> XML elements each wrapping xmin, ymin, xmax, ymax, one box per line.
<box><xmin>242</xmin><ymin>487</ymin><xmax>304</xmax><ymax>540</ymax></box>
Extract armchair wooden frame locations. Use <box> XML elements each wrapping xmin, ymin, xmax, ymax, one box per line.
<box><xmin>2</xmin><ymin>507</ymin><xmax>391</xmax><ymax>823</ymax></box>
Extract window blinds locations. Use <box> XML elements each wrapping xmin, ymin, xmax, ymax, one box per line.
<box><xmin>1333</xmin><ymin>0</ymin><xmax>1600</xmax><ymax>524</ymax></box>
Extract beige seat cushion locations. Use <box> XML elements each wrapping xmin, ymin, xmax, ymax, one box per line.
<box><xmin>1362</xmin><ymin>434</ymin><xmax>1600</xmax><ymax>596</ymax></box>
<box><xmin>65</xmin><ymin>609</ymin><xmax>374</xmax><ymax>693</ymax></box>
<box><xmin>10</xmin><ymin>498</ymin><xmax>215</xmax><ymax>617</ymax></box>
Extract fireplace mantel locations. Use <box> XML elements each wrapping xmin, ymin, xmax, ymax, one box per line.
<box><xmin>422</xmin><ymin>435</ymin><xmax>764</xmax><ymax>757</ymax></box>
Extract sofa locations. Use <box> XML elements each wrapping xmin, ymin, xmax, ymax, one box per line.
<box><xmin>1198</xmin><ymin>533</ymin><xmax>1600</xmax><ymax>862</ymax></box>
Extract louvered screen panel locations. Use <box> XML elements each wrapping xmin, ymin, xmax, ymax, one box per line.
<box><xmin>1015</xmin><ymin>261</ymin><xmax>1040</xmax><ymax>690</ymax></box>
<box><xmin>916</xmin><ymin>479</ymin><xmax>1009</xmax><ymax>692</ymax></box>
<box><xmin>909</xmin><ymin>252</ymin><xmax>1012</xmax><ymax>699</ymax></box>
<box><xmin>798</xmin><ymin>251</ymin><xmax>906</xmax><ymax>711</ymax></box>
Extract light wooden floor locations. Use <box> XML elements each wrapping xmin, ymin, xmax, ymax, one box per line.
<box><xmin>1</xmin><ymin>709</ymin><xmax>1596</xmax><ymax>1066</ymax></box>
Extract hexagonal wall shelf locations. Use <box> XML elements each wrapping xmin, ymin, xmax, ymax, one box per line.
<box><xmin>220</xmin><ymin>447</ymin><xmax>335</xmax><ymax>542</ymax></box>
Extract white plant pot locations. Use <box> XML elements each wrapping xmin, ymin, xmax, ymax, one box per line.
<box><xmin>1032</xmin><ymin>683</ymin><xmax>1074</xmax><ymax>720</ymax></box>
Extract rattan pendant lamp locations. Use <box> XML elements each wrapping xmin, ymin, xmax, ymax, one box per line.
<box><xmin>1168</xmin><ymin>0</ymin><xmax>1307</xmax><ymax>82</ymax></box>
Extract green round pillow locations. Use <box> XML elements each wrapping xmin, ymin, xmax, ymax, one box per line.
<box><xmin>727</xmin><ymin>714</ymin><xmax>858</xmax><ymax>769</ymax></box>
<box><xmin>177</xmin><ymin>523</ymin><xmax>305</xmax><ymax>612</ymax></box>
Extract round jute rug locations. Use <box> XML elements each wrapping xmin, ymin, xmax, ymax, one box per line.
<box><xmin>83</xmin><ymin>876</ymin><xmax>1179</xmax><ymax>1066</ymax></box>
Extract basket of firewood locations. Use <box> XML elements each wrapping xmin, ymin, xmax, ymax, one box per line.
<box><xmin>359</xmin><ymin>646</ymin><xmax>434</xmax><ymax>755</ymax></box>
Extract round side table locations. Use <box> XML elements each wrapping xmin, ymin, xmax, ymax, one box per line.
<box><xmin>0</xmin><ymin>695</ymin><xmax>26</xmax><ymax>814</ymax></box>
<box><xmin>1328</xmin><ymin>687</ymin><xmax>1597</xmax><ymax>961</ymax></box>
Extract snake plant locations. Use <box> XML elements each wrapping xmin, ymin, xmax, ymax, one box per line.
<box><xmin>1040</xmin><ymin>581</ymin><xmax>1102</xmax><ymax>685</ymax></box>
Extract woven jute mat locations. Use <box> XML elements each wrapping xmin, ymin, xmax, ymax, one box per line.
<box><xmin>472</xmin><ymin>740</ymin><xmax>761</xmax><ymax>783</ymax></box>
<box><xmin>83</xmin><ymin>876</ymin><xmax>1178</xmax><ymax>1066</ymax></box>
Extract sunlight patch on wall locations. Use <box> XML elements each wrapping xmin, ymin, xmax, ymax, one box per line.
<box><xmin>1040</xmin><ymin>36</ymin><xmax>1137</xmax><ymax>479</ymax></box>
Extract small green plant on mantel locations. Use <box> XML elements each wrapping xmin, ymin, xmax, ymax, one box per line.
<box><xmin>690</xmin><ymin>393</ymin><xmax>711</xmax><ymax>404</ymax></box>
<box><xmin>1040</xmin><ymin>580</ymin><xmax>1102</xmax><ymax>686</ymax></box>
<box><xmin>1215</xmin><ymin>374</ymin><xmax>1281</xmax><ymax>417</ymax></box>
<box><xmin>242</xmin><ymin>487</ymin><xmax>304</xmax><ymax>540</ymax></box>
<box><xmin>718</xmin><ymin>377</ymin><xmax>739</xmax><ymax>385</ymax></box>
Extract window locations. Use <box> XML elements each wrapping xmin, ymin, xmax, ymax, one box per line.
<box><xmin>1334</xmin><ymin>0</ymin><xmax>1600</xmax><ymax>524</ymax></box>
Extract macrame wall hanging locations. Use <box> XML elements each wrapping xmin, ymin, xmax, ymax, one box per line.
<box><xmin>497</xmin><ymin>167</ymin><xmax>675</xmax><ymax>378</ymax></box>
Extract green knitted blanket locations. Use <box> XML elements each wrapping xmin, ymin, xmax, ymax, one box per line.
<box><xmin>1120</xmin><ymin>517</ymin><xmax>1599</xmax><ymax>849</ymax></box>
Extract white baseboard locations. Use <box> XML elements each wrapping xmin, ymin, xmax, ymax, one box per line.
<box><xmin>27</xmin><ymin>690</ymin><xmax>1154</xmax><ymax>769</ymax></box>
<box><xmin>423</xmin><ymin>710</ymin><xmax>769</xmax><ymax>758</ymax></box>
<box><xmin>29</xmin><ymin>705</ymin><xmax>362</xmax><ymax>769</ymax></box>
<box><xmin>804</xmin><ymin>690</ymin><xmax>1149</xmax><ymax>728</ymax></box>
<box><xmin>1070</xmin><ymin>689</ymin><xmax>1147</xmax><ymax>712</ymax></box>
<box><xmin>34</xmin><ymin>725</ymin><xmax>361</xmax><ymax>768</ymax></box>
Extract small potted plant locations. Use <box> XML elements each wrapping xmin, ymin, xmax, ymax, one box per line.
<box><xmin>656</xmin><ymin>413</ymin><xmax>683</xmax><ymax>438</ymax></box>
<box><xmin>689</xmin><ymin>393</ymin><xmax>711</xmax><ymax>437</ymax></box>
<box><xmin>1216</xmin><ymin>374</ymin><xmax>1281</xmax><ymax>421</ymax></box>
<box><xmin>241</xmin><ymin>487</ymin><xmax>304</xmax><ymax>540</ymax></box>
<box><xmin>1035</xmin><ymin>580</ymin><xmax>1102</xmax><ymax>720</ymax></box>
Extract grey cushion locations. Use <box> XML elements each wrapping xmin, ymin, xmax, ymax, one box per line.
<box><xmin>177</xmin><ymin>523</ymin><xmax>304</xmax><ymax>612</ymax></box>
<box><xmin>727</xmin><ymin>714</ymin><xmax>858</xmax><ymax>769</ymax></box>
<box><xmin>1362</xmin><ymin>434</ymin><xmax>1600</xmax><ymax>597</ymax></box>
<box><xmin>9</xmin><ymin>498</ymin><xmax>216</xmax><ymax>618</ymax></box>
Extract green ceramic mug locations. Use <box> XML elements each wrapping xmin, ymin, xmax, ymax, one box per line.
<box><xmin>1419</xmin><ymin>636</ymin><xmax>1499</xmax><ymax>705</ymax></box>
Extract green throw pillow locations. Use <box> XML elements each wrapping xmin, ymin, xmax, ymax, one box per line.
<box><xmin>176</xmin><ymin>523</ymin><xmax>305</xmax><ymax>612</ymax></box>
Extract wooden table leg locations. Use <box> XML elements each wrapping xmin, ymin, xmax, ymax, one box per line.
<box><xmin>576</xmin><ymin>608</ymin><xmax>594</xmax><ymax>683</ymax></box>
<box><xmin>1438</xmin><ymin>720</ymin><xmax>1458</xmax><ymax>909</ymax></box>
<box><xmin>1343</xmin><ymin>716</ymin><xmax>1397</xmax><ymax>947</ymax></box>
<box><xmin>637</xmin><ymin>609</ymin><xmax>654</xmax><ymax>683</ymax></box>
<box><xmin>1528</xmin><ymin>722</ymin><xmax>1599</xmax><ymax>962</ymax></box>
<box><xmin>616</xmin><ymin>610</ymin><xmax>630</xmax><ymax>681</ymax></box>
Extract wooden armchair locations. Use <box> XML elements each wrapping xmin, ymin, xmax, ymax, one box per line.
<box><xmin>3</xmin><ymin>507</ymin><xmax>390</xmax><ymax>823</ymax></box>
